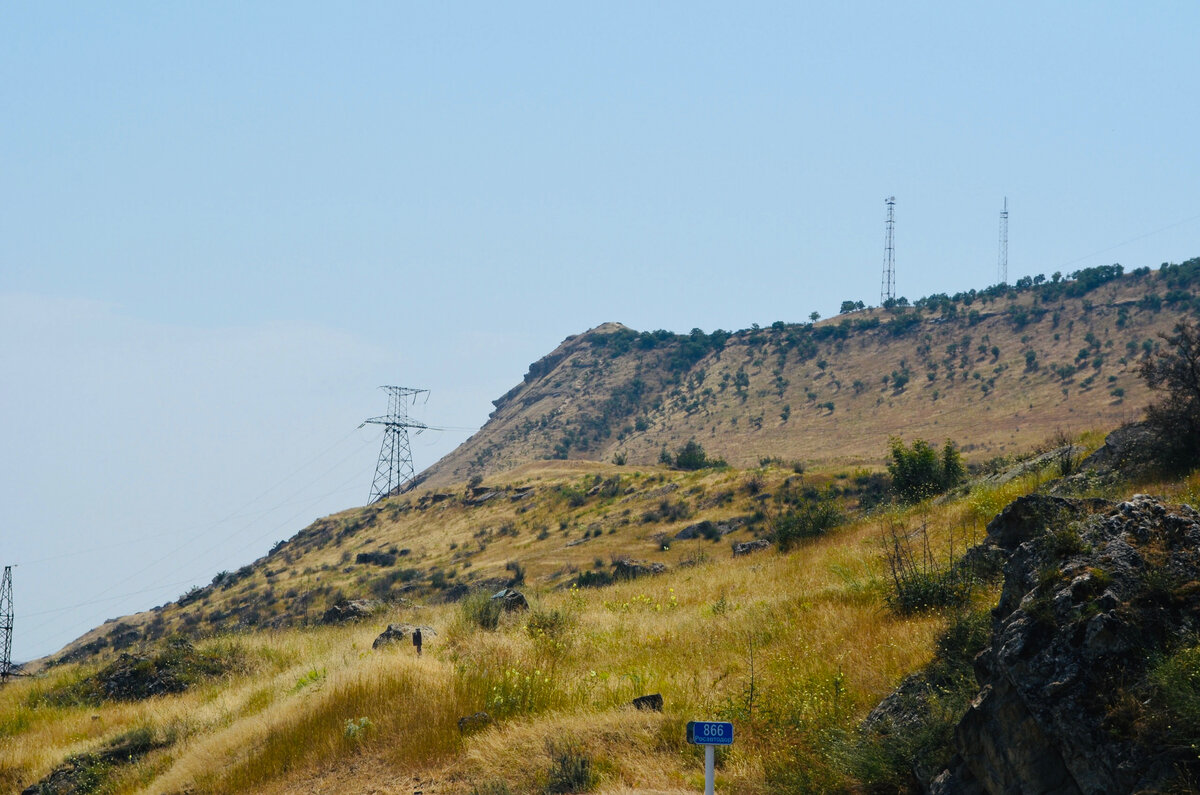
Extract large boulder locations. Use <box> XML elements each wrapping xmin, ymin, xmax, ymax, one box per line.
<box><xmin>372</xmin><ymin>623</ymin><xmax>435</xmax><ymax>649</ymax></box>
<box><xmin>929</xmin><ymin>495</ymin><xmax>1200</xmax><ymax>794</ymax></box>
<box><xmin>1076</xmin><ymin>422</ymin><xmax>1158</xmax><ymax>474</ymax></box>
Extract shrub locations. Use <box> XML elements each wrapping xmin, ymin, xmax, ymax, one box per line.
<box><xmin>773</xmin><ymin>500</ymin><xmax>845</xmax><ymax>551</ymax></box>
<box><xmin>887</xmin><ymin>438</ymin><xmax>966</xmax><ymax>503</ymax></box>
<box><xmin>461</xmin><ymin>590</ymin><xmax>502</xmax><ymax>631</ymax></box>
<box><xmin>544</xmin><ymin>738</ymin><xmax>598</xmax><ymax>793</ymax></box>
<box><xmin>667</xmin><ymin>439</ymin><xmax>726</xmax><ymax>470</ymax></box>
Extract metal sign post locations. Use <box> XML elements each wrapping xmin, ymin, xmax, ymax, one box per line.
<box><xmin>686</xmin><ymin>721</ymin><xmax>733</xmax><ymax>795</ymax></box>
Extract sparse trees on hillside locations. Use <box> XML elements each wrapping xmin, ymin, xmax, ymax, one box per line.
<box><xmin>1138</xmin><ymin>319</ymin><xmax>1200</xmax><ymax>470</ymax></box>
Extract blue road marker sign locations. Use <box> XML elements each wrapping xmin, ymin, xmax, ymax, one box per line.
<box><xmin>686</xmin><ymin>720</ymin><xmax>734</xmax><ymax>746</ymax></box>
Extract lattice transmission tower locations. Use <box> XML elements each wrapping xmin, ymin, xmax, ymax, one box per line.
<box><xmin>881</xmin><ymin>196</ymin><xmax>896</xmax><ymax>305</ymax></box>
<box><xmin>1</xmin><ymin>566</ymin><xmax>15</xmax><ymax>681</ymax></box>
<box><xmin>361</xmin><ymin>386</ymin><xmax>428</xmax><ymax>503</ymax></box>
<box><xmin>998</xmin><ymin>197</ymin><xmax>1009</xmax><ymax>285</ymax></box>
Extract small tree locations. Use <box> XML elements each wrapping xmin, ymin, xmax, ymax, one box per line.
<box><xmin>1138</xmin><ymin>319</ymin><xmax>1200</xmax><ymax>470</ymax></box>
<box><xmin>888</xmin><ymin>437</ymin><xmax>965</xmax><ymax>503</ymax></box>
<box><xmin>674</xmin><ymin>439</ymin><xmax>711</xmax><ymax>470</ymax></box>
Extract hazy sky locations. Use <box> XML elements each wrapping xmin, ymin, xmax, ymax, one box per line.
<box><xmin>4</xmin><ymin>2</ymin><xmax>1199</xmax><ymax>661</ymax></box>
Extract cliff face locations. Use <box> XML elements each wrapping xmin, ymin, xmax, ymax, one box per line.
<box><xmin>930</xmin><ymin>494</ymin><xmax>1200</xmax><ymax>794</ymax></box>
<box><xmin>420</xmin><ymin>265</ymin><xmax>1200</xmax><ymax>488</ymax></box>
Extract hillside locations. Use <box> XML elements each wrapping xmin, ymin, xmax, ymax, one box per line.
<box><xmin>5</xmin><ymin>258</ymin><xmax>1200</xmax><ymax>794</ymax></box>
<box><xmin>421</xmin><ymin>259</ymin><xmax>1200</xmax><ymax>486</ymax></box>
<box><xmin>8</xmin><ymin>427</ymin><xmax>1200</xmax><ymax>794</ymax></box>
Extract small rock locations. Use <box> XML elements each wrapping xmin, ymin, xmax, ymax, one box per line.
<box><xmin>491</xmin><ymin>589</ymin><xmax>529</xmax><ymax>611</ymax></box>
<box><xmin>631</xmin><ymin>693</ymin><xmax>663</xmax><ymax>711</ymax></box>
<box><xmin>458</xmin><ymin>711</ymin><xmax>492</xmax><ymax>734</ymax></box>
<box><xmin>732</xmin><ymin>538</ymin><xmax>771</xmax><ymax>557</ymax></box>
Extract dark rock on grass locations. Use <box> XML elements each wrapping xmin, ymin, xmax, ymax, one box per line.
<box><xmin>631</xmin><ymin>693</ymin><xmax>663</xmax><ymax>711</ymax></box>
<box><xmin>927</xmin><ymin>495</ymin><xmax>1200</xmax><ymax>794</ymax></box>
<box><xmin>320</xmin><ymin>599</ymin><xmax>382</xmax><ymax>624</ymax></box>
<box><xmin>960</xmin><ymin>494</ymin><xmax>1111</xmax><ymax>580</ymax></box>
<box><xmin>457</xmin><ymin>711</ymin><xmax>492</xmax><ymax>734</ymax></box>
<box><xmin>490</xmin><ymin>588</ymin><xmax>529</xmax><ymax>612</ymax></box>
<box><xmin>464</xmin><ymin>490</ymin><xmax>501</xmax><ymax>506</ymax></box>
<box><xmin>611</xmin><ymin>558</ymin><xmax>666</xmax><ymax>580</ymax></box>
<box><xmin>732</xmin><ymin>538</ymin><xmax>771</xmax><ymax>557</ymax></box>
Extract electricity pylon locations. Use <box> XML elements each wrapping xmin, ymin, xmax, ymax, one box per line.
<box><xmin>361</xmin><ymin>386</ymin><xmax>428</xmax><ymax>502</ymax></box>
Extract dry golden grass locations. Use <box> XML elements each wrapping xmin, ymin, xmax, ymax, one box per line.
<box><xmin>16</xmin><ymin>422</ymin><xmax>1192</xmax><ymax>793</ymax></box>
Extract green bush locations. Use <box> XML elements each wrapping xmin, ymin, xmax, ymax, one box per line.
<box><xmin>887</xmin><ymin>438</ymin><xmax>965</xmax><ymax>503</ymax></box>
<box><xmin>667</xmin><ymin>439</ymin><xmax>727</xmax><ymax>470</ymax></box>
<box><xmin>773</xmin><ymin>500</ymin><xmax>845</xmax><ymax>551</ymax></box>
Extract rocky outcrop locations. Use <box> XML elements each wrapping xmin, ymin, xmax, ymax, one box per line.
<box><xmin>611</xmin><ymin>558</ymin><xmax>666</xmax><ymax>580</ymax></box>
<box><xmin>929</xmin><ymin>495</ymin><xmax>1200</xmax><ymax>794</ymax></box>
<box><xmin>1076</xmin><ymin>422</ymin><xmax>1157</xmax><ymax>474</ymax></box>
<box><xmin>320</xmin><ymin>599</ymin><xmax>381</xmax><ymax>624</ymax></box>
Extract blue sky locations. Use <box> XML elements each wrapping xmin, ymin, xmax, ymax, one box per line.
<box><xmin>3</xmin><ymin>2</ymin><xmax>1199</xmax><ymax>660</ymax></box>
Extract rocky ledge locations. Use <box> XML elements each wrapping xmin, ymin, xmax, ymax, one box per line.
<box><xmin>930</xmin><ymin>494</ymin><xmax>1200</xmax><ymax>794</ymax></box>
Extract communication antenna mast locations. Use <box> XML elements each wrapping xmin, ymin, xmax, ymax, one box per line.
<box><xmin>360</xmin><ymin>386</ymin><xmax>428</xmax><ymax>503</ymax></box>
<box><xmin>1</xmin><ymin>566</ymin><xmax>15</xmax><ymax>681</ymax></box>
<box><xmin>998</xmin><ymin>197</ymin><xmax>1009</xmax><ymax>284</ymax></box>
<box><xmin>881</xmin><ymin>196</ymin><xmax>896</xmax><ymax>305</ymax></box>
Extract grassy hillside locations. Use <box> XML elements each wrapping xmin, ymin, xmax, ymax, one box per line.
<box><xmin>8</xmin><ymin>424</ymin><xmax>1200</xmax><ymax>793</ymax></box>
<box><xmin>422</xmin><ymin>259</ymin><xmax>1200</xmax><ymax>486</ymax></box>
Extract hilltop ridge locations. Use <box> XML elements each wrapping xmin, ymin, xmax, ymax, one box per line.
<box><xmin>420</xmin><ymin>259</ymin><xmax>1200</xmax><ymax>486</ymax></box>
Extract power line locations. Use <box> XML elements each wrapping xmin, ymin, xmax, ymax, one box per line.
<box><xmin>1057</xmin><ymin>209</ymin><xmax>1200</xmax><ymax>270</ymax></box>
